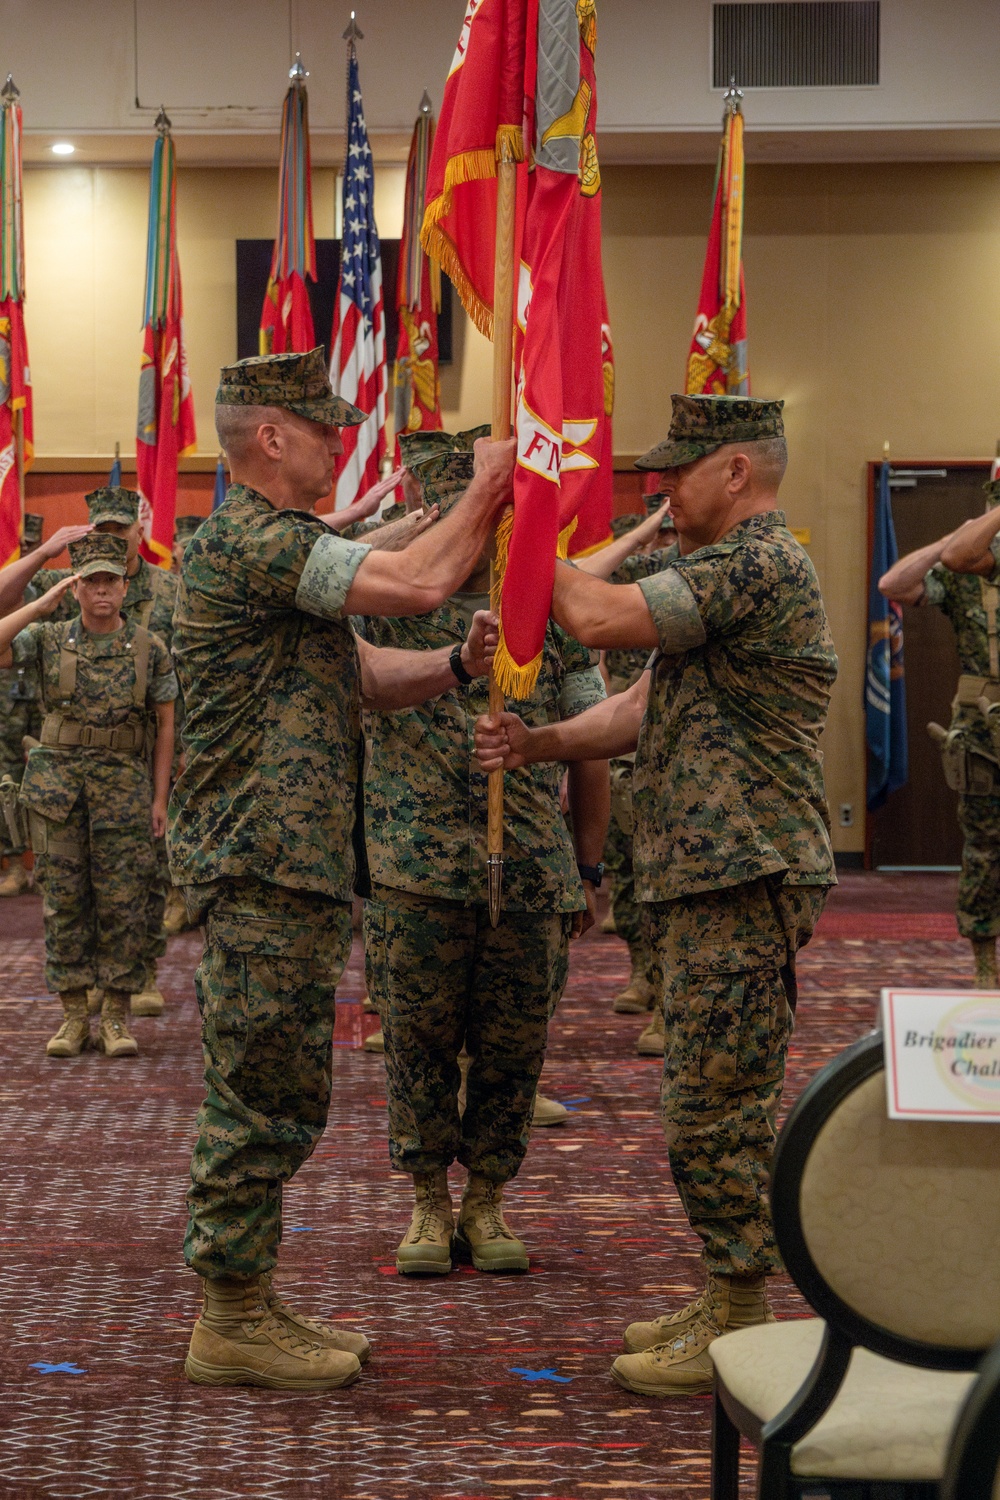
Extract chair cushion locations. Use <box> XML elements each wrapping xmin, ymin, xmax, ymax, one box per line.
<box><xmin>710</xmin><ymin>1320</ymin><xmax>976</xmax><ymax>1481</ymax></box>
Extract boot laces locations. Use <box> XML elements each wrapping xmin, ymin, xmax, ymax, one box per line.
<box><xmin>650</xmin><ymin>1313</ymin><xmax>719</xmax><ymax>1361</ymax></box>
<box><xmin>413</xmin><ymin>1185</ymin><xmax>448</xmax><ymax>1242</ymax></box>
<box><xmin>477</xmin><ymin>1184</ymin><xmax>514</xmax><ymax>1241</ymax></box>
<box><xmin>103</xmin><ymin>1016</ymin><xmax>129</xmax><ymax>1038</ymax></box>
<box><xmin>266</xmin><ymin>1285</ymin><xmax>330</xmax><ymax>1339</ymax></box>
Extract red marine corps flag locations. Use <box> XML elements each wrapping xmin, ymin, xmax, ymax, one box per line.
<box><xmin>259</xmin><ymin>56</ymin><xmax>317</xmax><ymax>355</ymax></box>
<box><xmin>423</xmin><ymin>0</ymin><xmax>612</xmax><ymax>697</ymax></box>
<box><xmin>686</xmin><ymin>82</ymin><xmax>749</xmax><ymax>396</ymax></box>
<box><xmin>137</xmin><ymin>110</ymin><xmax>196</xmax><ymax>568</ymax></box>
<box><xmin>0</xmin><ymin>76</ymin><xmax>32</xmax><ymax>570</ymax></box>
<box><xmin>393</xmin><ymin>92</ymin><xmax>442</xmax><ymax>459</ymax></box>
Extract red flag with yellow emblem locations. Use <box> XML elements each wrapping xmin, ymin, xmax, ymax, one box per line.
<box><xmin>137</xmin><ymin>116</ymin><xmax>196</xmax><ymax>568</ymax></box>
<box><xmin>0</xmin><ymin>81</ymin><xmax>31</xmax><ymax>570</ymax></box>
<box><xmin>423</xmin><ymin>0</ymin><xmax>612</xmax><ymax>697</ymax></box>
<box><xmin>685</xmin><ymin>87</ymin><xmax>749</xmax><ymax>397</ymax></box>
<box><xmin>393</xmin><ymin>96</ymin><xmax>443</xmax><ymax>458</ymax></box>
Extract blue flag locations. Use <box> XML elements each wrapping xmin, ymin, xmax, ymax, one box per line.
<box><xmin>211</xmin><ymin>456</ymin><xmax>226</xmax><ymax>511</ymax></box>
<box><xmin>866</xmin><ymin>461</ymin><xmax>908</xmax><ymax>809</ymax></box>
<box><xmin>108</xmin><ymin>454</ymin><xmax>122</xmax><ymax>487</ymax></box>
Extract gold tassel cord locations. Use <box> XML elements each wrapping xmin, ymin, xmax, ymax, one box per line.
<box><xmin>488</xmin><ymin>512</ymin><xmax>579</xmax><ymax>700</ymax></box>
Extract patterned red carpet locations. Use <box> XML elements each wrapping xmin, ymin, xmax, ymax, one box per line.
<box><xmin>0</xmin><ymin>872</ymin><xmax>965</xmax><ymax>1500</ymax></box>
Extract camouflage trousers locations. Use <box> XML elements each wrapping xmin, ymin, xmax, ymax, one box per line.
<box><xmin>184</xmin><ymin>875</ymin><xmax>352</xmax><ymax>1281</ymax></box>
<box><xmin>604</xmin><ymin>758</ymin><xmax>655</xmax><ymax>981</ymax></box>
<box><xmin>139</xmin><ymin>833</ymin><xmax>170</xmax><ymax>985</ymax></box>
<box><xmin>32</xmin><ymin>794</ymin><xmax>154</xmax><ymax>994</ymax></box>
<box><xmin>956</xmin><ymin>793</ymin><xmax>1000</xmax><ymax>940</ymax></box>
<box><xmin>648</xmin><ymin>877</ymin><xmax>829</xmax><ymax>1278</ymax></box>
<box><xmin>0</xmin><ymin>678</ymin><xmax>39</xmax><ymax>856</ymax></box>
<box><xmin>366</xmin><ymin>886</ymin><xmax>572</xmax><ymax>1182</ymax></box>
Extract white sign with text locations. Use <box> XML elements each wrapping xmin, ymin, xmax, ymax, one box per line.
<box><xmin>881</xmin><ymin>989</ymin><xmax>1000</xmax><ymax>1122</ymax></box>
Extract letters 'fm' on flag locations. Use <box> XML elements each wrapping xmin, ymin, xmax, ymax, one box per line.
<box><xmin>330</xmin><ymin>38</ymin><xmax>388</xmax><ymax>510</ymax></box>
<box><xmin>393</xmin><ymin>97</ymin><xmax>443</xmax><ymax>458</ymax></box>
<box><xmin>686</xmin><ymin>88</ymin><xmax>749</xmax><ymax>397</ymax></box>
<box><xmin>260</xmin><ymin>66</ymin><xmax>317</xmax><ymax>355</ymax></box>
<box><xmin>866</xmin><ymin>460</ymin><xmax>908</xmax><ymax>810</ymax></box>
<box><xmin>422</xmin><ymin>0</ymin><xmax>613</xmax><ymax>697</ymax></box>
<box><xmin>136</xmin><ymin>119</ymin><xmax>196</xmax><ymax>568</ymax></box>
<box><xmin>0</xmin><ymin>84</ymin><xmax>32</xmax><ymax>570</ymax></box>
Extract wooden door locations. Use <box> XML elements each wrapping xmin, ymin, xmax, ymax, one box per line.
<box><xmin>867</xmin><ymin>461</ymin><xmax>991</xmax><ymax>869</ymax></box>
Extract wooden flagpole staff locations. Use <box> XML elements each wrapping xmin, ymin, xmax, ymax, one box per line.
<box><xmin>487</xmin><ymin>131</ymin><xmax>518</xmax><ymax>928</ymax></box>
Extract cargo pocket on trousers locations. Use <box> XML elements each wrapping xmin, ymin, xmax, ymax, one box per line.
<box><xmin>680</xmin><ymin>937</ymin><xmax>786</xmax><ymax>1093</ymax></box>
<box><xmin>205</xmin><ymin>913</ymin><xmax>317</xmax><ymax>1073</ymax></box>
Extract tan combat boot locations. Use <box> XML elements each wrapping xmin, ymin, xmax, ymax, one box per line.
<box><xmin>98</xmin><ymin>990</ymin><xmax>139</xmax><ymax>1058</ymax></box>
<box><xmin>362</xmin><ymin>992</ymin><xmax>378</xmax><ymax>1014</ymax></box>
<box><xmin>611</xmin><ymin>1314</ymin><xmax>720</xmax><ymax>1396</ymax></box>
<box><xmin>259</xmin><ymin>1272</ymin><xmax>370</xmax><ymax>1364</ymax></box>
<box><xmin>456</xmin><ymin>1174</ymin><xmax>529</xmax><ymax>1273</ymax></box>
<box><xmin>185</xmin><ymin>1275</ymin><xmax>361</xmax><ymax>1390</ymax></box>
<box><xmin>131</xmin><ymin>965</ymin><xmax>165</xmax><ymax>1017</ymax></box>
<box><xmin>0</xmin><ymin>856</ymin><xmax>30</xmax><ymax>897</ymax></box>
<box><xmin>396</xmin><ymin>1169</ymin><xmax>455</xmax><ymax>1275</ymax></box>
<box><xmin>972</xmin><ymin>938</ymin><xmax>998</xmax><ymax>989</ymax></box>
<box><xmin>612</xmin><ymin>962</ymin><xmax>655</xmax><ymax>1015</ymax></box>
<box><xmin>46</xmin><ymin>989</ymin><xmax>91</xmax><ymax>1058</ymax></box>
<box><xmin>162</xmin><ymin>886</ymin><xmax>190</xmax><ymax>937</ymax></box>
<box><xmin>363</xmin><ymin>1027</ymin><xmax>385</xmax><ymax>1053</ymax></box>
<box><xmin>636</xmin><ymin>1002</ymin><xmax>665</xmax><ymax>1057</ymax></box>
<box><xmin>622</xmin><ymin>1272</ymin><xmax>775</xmax><ymax>1353</ymax></box>
<box><xmin>532</xmin><ymin>1092</ymin><xmax>568</xmax><ymax>1126</ymax></box>
<box><xmin>599</xmin><ymin>910</ymin><xmax>617</xmax><ymax>934</ymax></box>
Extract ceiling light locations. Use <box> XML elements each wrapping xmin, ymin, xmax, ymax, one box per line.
<box><xmin>51</xmin><ymin>142</ymin><xmax>75</xmax><ymax>156</ymax></box>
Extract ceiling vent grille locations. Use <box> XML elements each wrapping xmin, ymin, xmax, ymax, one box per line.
<box><xmin>712</xmin><ymin>2</ymin><xmax>880</xmax><ymax>88</ymax></box>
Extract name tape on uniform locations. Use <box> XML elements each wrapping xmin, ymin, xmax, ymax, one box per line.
<box><xmin>881</xmin><ymin>988</ymin><xmax>1000</xmax><ymax>1122</ymax></box>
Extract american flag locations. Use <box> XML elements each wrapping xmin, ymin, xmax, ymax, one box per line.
<box><xmin>330</xmin><ymin>42</ymin><xmax>387</xmax><ymax>508</ymax></box>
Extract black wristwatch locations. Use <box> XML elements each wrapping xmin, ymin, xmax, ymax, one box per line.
<box><xmin>449</xmin><ymin>642</ymin><xmax>474</xmax><ymax>686</ymax></box>
<box><xmin>577</xmin><ymin>861</ymin><xmax>604</xmax><ymax>888</ymax></box>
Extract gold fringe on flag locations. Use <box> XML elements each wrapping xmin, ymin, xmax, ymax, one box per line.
<box><xmin>489</xmin><ymin>511</ymin><xmax>579</xmax><ymax>700</ymax></box>
<box><xmin>420</xmin><ymin>125</ymin><xmax>525</xmax><ymax>342</ymax></box>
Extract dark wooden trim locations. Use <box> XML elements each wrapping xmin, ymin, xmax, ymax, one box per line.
<box><xmin>941</xmin><ymin>1340</ymin><xmax>1000</xmax><ymax>1500</ymax></box>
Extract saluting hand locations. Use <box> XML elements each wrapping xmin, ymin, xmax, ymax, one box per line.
<box><xmin>40</xmin><ymin>524</ymin><xmax>92</xmax><ymax>560</ymax></box>
<box><xmin>462</xmin><ymin>610</ymin><xmax>498</xmax><ymax>678</ymax></box>
<box><xmin>33</xmin><ymin>573</ymin><xmax>80</xmax><ymax>616</ymax></box>
<box><xmin>365</xmin><ymin>505</ymin><xmax>440</xmax><ymax>552</ymax></box>
<box><xmin>474</xmin><ymin>710</ymin><xmax>532</xmax><ymax>772</ymax></box>
<box><xmin>354</xmin><ymin>466</ymin><xmax>406</xmax><ymax>520</ymax></box>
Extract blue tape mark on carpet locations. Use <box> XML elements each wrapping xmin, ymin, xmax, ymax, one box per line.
<box><xmin>30</xmin><ymin>1362</ymin><xmax>85</xmax><ymax>1374</ymax></box>
<box><xmin>510</xmin><ymin>1367</ymin><xmax>572</xmax><ymax>1384</ymax></box>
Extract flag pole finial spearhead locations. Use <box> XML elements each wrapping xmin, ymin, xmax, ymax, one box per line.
<box><xmin>289</xmin><ymin>52</ymin><xmax>309</xmax><ymax>83</ymax></box>
<box><xmin>155</xmin><ymin>106</ymin><xmax>172</xmax><ymax>136</ymax></box>
<box><xmin>343</xmin><ymin>11</ymin><xmax>363</xmax><ymax>44</ymax></box>
<box><xmin>419</xmin><ymin>89</ymin><xmax>433</xmax><ymax>115</ymax></box>
<box><xmin>723</xmin><ymin>76</ymin><xmax>743</xmax><ymax>115</ymax></box>
<box><xmin>1</xmin><ymin>74</ymin><xmax>19</xmax><ymax>105</ymax></box>
<box><xmin>883</xmin><ymin>440</ymin><xmax>890</xmax><ymax>459</ymax></box>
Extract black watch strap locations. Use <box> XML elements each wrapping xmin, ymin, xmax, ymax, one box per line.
<box><xmin>449</xmin><ymin>642</ymin><xmax>474</xmax><ymax>686</ymax></box>
<box><xmin>577</xmin><ymin>861</ymin><xmax>604</xmax><ymax>889</ymax></box>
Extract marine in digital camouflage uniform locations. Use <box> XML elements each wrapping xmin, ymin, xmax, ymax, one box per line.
<box><xmin>0</xmin><ymin>532</ymin><xmax>176</xmax><ymax>1061</ymax></box>
<box><xmin>885</xmin><ymin>476</ymin><xmax>1000</xmax><ymax>985</ymax></box>
<box><xmin>602</xmin><ymin>498</ymin><xmax>678</xmax><ymax>1021</ymax></box>
<box><xmin>0</xmin><ymin>513</ymin><xmax>45</xmax><ymax>895</ymax></box>
<box><xmin>359</xmin><ymin>434</ymin><xmax>608</xmax><ymax>1276</ymax></box>
<box><xmin>474</xmin><ymin>394</ymin><xmax>838</xmax><ymax>1395</ymax></box>
<box><xmin>168</xmin><ymin>348</ymin><xmax>514</xmax><ymax>1392</ymax></box>
<box><xmin>16</xmin><ymin>487</ymin><xmax>181</xmax><ymax>1007</ymax></box>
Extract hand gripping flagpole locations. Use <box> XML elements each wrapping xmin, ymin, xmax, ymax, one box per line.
<box><xmin>487</xmin><ymin>130</ymin><xmax>518</xmax><ymax>928</ymax></box>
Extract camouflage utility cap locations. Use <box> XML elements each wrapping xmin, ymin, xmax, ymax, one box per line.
<box><xmin>22</xmin><ymin>513</ymin><xmax>43</xmax><ymax>547</ymax></box>
<box><xmin>68</xmin><ymin>531</ymin><xmax>128</xmax><ymax>578</ymax></box>
<box><xmin>636</xmin><ymin>395</ymin><xmax>785</xmax><ymax>471</ymax></box>
<box><xmin>216</xmin><ymin>347</ymin><xmax>365</xmax><ymax>427</ymax></box>
<box><xmin>984</xmin><ymin>478</ymin><xmax>1000</xmax><ymax>508</ymax></box>
<box><xmin>87</xmin><ymin>486</ymin><xmax>140</xmax><ymax>527</ymax></box>
<box><xmin>174</xmin><ymin>514</ymin><xmax>204</xmax><ymax>544</ymax></box>
<box><xmin>610</xmin><ymin>513</ymin><xmax>642</xmax><ymax>540</ymax></box>
<box><xmin>401</xmin><ymin>425</ymin><xmax>491</xmax><ymax>515</ymax></box>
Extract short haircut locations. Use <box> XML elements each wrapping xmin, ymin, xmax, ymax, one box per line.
<box><xmin>745</xmin><ymin>436</ymin><xmax>788</xmax><ymax>486</ymax></box>
<box><xmin>214</xmin><ymin>403</ymin><xmax>288</xmax><ymax>456</ymax></box>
